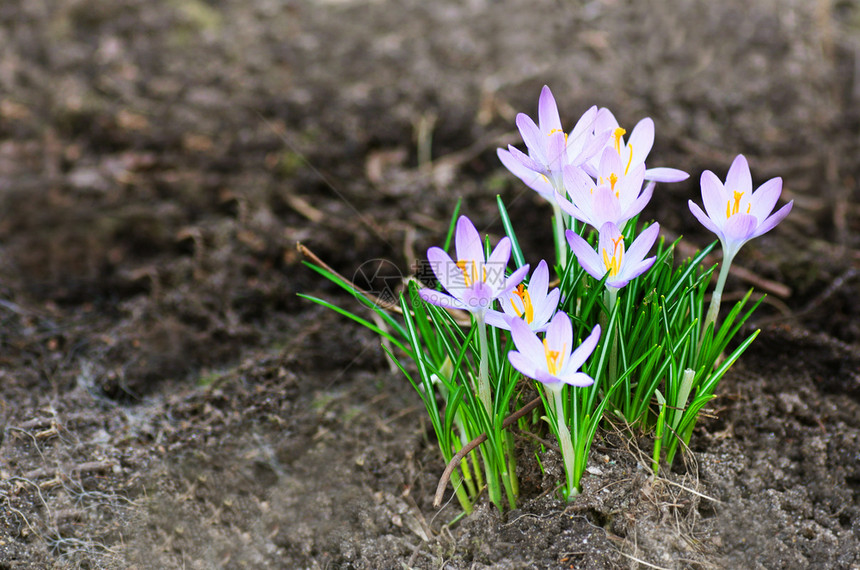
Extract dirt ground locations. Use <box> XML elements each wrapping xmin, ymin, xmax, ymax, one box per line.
<box><xmin>0</xmin><ymin>0</ymin><xmax>859</xmax><ymax>568</ymax></box>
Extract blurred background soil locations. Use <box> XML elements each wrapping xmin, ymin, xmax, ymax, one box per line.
<box><xmin>0</xmin><ymin>0</ymin><xmax>859</xmax><ymax>567</ymax></box>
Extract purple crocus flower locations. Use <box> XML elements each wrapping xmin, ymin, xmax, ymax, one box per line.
<box><xmin>555</xmin><ymin>152</ymin><xmax>651</xmax><ymax>231</ymax></box>
<box><xmin>585</xmin><ymin>109</ymin><xmax>688</xmax><ymax>184</ymax></box>
<box><xmin>502</xmin><ymin>86</ymin><xmax>608</xmax><ymax>192</ymax></box>
<box><xmin>508</xmin><ymin>312</ymin><xmax>600</xmax><ymax>389</ymax></box>
<box><xmin>419</xmin><ymin>216</ymin><xmax>529</xmax><ymax>316</ymax></box>
<box><xmin>566</xmin><ymin>222</ymin><xmax>660</xmax><ymax>290</ymax></box>
<box><xmin>688</xmin><ymin>154</ymin><xmax>793</xmax><ymax>260</ymax></box>
<box><xmin>485</xmin><ymin>260</ymin><xmax>560</xmax><ymax>332</ymax></box>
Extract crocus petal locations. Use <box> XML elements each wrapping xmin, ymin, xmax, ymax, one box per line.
<box><xmin>538</xmin><ymin>86</ymin><xmax>562</xmax><ymax>135</ymax></box>
<box><xmin>546</xmin><ymin>130</ymin><xmax>568</xmax><ymax>172</ymax></box>
<box><xmin>645</xmin><ymin>167</ymin><xmax>689</xmax><ymax>183</ymax></box>
<box><xmin>723</xmin><ymin>212</ymin><xmax>758</xmax><ymax>243</ymax></box>
<box><xmin>752</xmin><ymin>201</ymin><xmax>793</xmax><ymax>239</ymax></box>
<box><xmin>487</xmin><ymin>236</ymin><xmax>512</xmax><ymax>269</ymax></box>
<box><xmin>556</xmin><ymin>372</ymin><xmax>596</xmax><ymax>388</ymax></box>
<box><xmin>509</xmin><ymin>317</ymin><xmax>545</xmax><ymax>367</ymax></box>
<box><xmin>567</xmin><ymin>105</ymin><xmax>598</xmax><ymax>152</ymax></box>
<box><xmin>562</xmin><ymin>324</ymin><xmax>601</xmax><ymax>375</ymax></box>
<box><xmin>624</xmin><ymin>223</ymin><xmax>660</xmax><ymax>266</ymax></box>
<box><xmin>508</xmin><ymin>350</ymin><xmax>540</xmax><ymax>380</ymax></box>
<box><xmin>725</xmin><ymin>154</ymin><xmax>752</xmax><ymax>195</ymax></box>
<box><xmin>455</xmin><ymin>216</ymin><xmax>484</xmax><ymax>268</ymax></box>
<box><xmin>533</xmin><ymin>288</ymin><xmax>561</xmax><ymax>327</ymax></box>
<box><xmin>592</xmin><ymin>186</ymin><xmax>622</xmax><ymax>227</ymax></box>
<box><xmin>622</xmin><ymin>180</ymin><xmax>654</xmax><ymax>222</ymax></box>
<box><xmin>748</xmin><ymin>177</ymin><xmax>782</xmax><ymax>221</ymax></box>
<box><xmin>427</xmin><ymin>246</ymin><xmax>461</xmax><ymax>292</ymax></box>
<box><xmin>544</xmin><ymin>311</ymin><xmax>573</xmax><ymax>355</ymax></box>
<box><xmin>529</xmin><ymin>260</ymin><xmax>550</xmax><ymax>303</ymax></box>
<box><xmin>572</xmin><ymin>128</ymin><xmax>612</xmax><ymax>166</ymax></box>
<box><xmin>688</xmin><ymin>201</ymin><xmax>722</xmax><ymax>236</ymax></box>
<box><xmin>534</xmin><ymin>369</ymin><xmax>564</xmax><ymax>388</ymax></box>
<box><xmin>566</xmin><ymin>230</ymin><xmax>605</xmax><ymax>280</ymax></box>
<box><xmin>500</xmin><ymin>265</ymin><xmax>530</xmax><ymax>297</ymax></box>
<box><xmin>507</xmin><ymin>144</ymin><xmax>546</xmax><ymax>174</ymax></box>
<box><xmin>418</xmin><ymin>288</ymin><xmax>464</xmax><ymax>310</ymax></box>
<box><xmin>617</xmin><ymin>256</ymin><xmax>656</xmax><ymax>286</ymax></box>
<box><xmin>593</xmin><ymin>107</ymin><xmax>619</xmax><ymax>134</ymax></box>
<box><xmin>556</xmin><ymin>192</ymin><xmax>588</xmax><ymax>224</ymax></box>
<box><xmin>484</xmin><ymin>309</ymin><xmax>513</xmax><ymax>331</ymax></box>
<box><xmin>461</xmin><ymin>281</ymin><xmax>495</xmax><ymax>314</ymax></box>
<box><xmin>627</xmin><ymin>117</ymin><xmax>654</xmax><ymax>166</ymax></box>
<box><xmin>498</xmin><ymin>148</ymin><xmax>554</xmax><ymax>199</ymax></box>
<box><xmin>700</xmin><ymin>170</ymin><xmax>728</xmax><ymax>223</ymax></box>
<box><xmin>516</xmin><ymin>114</ymin><xmax>546</xmax><ymax>163</ymax></box>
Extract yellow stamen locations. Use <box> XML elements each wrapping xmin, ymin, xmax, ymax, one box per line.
<box><xmin>613</xmin><ymin>127</ymin><xmax>627</xmax><ymax>154</ymax></box>
<box><xmin>511</xmin><ymin>284</ymin><xmax>535</xmax><ymax>324</ymax></box>
<box><xmin>543</xmin><ymin>338</ymin><xmax>565</xmax><ymax>376</ymax></box>
<box><xmin>725</xmin><ymin>191</ymin><xmax>745</xmax><ymax>218</ymax></box>
<box><xmin>624</xmin><ymin>144</ymin><xmax>634</xmax><ymax>175</ymax></box>
<box><xmin>609</xmin><ymin>172</ymin><xmax>619</xmax><ymax>197</ymax></box>
<box><xmin>456</xmin><ymin>260</ymin><xmax>484</xmax><ymax>287</ymax></box>
<box><xmin>602</xmin><ymin>235</ymin><xmax>625</xmax><ymax>277</ymax></box>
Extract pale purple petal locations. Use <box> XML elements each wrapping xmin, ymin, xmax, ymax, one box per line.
<box><xmin>507</xmin><ymin>145</ymin><xmax>546</xmax><ymax>174</ymax></box>
<box><xmin>498</xmin><ymin>148</ymin><xmax>554</xmax><ymax>199</ymax></box>
<box><xmin>427</xmin><ymin>246</ymin><xmax>460</xmax><ymax>292</ymax></box>
<box><xmin>748</xmin><ymin>177</ymin><xmax>782</xmax><ymax>221</ymax></box>
<box><xmin>516</xmin><ymin>114</ymin><xmax>546</xmax><ymax>163</ymax></box>
<box><xmin>484</xmin><ymin>308</ymin><xmax>513</xmax><ymax>331</ymax></box>
<box><xmin>538</xmin><ymin>86</ymin><xmax>563</xmax><ymax>134</ymax></box>
<box><xmin>725</xmin><ymin>154</ymin><xmax>752</xmax><ymax>194</ymax></box>
<box><xmin>617</xmin><ymin>256</ymin><xmax>656</xmax><ymax>286</ymax></box>
<box><xmin>461</xmin><ymin>281</ymin><xmax>495</xmax><ymax>313</ymax></box>
<box><xmin>509</xmin><ymin>317</ymin><xmax>544</xmax><ymax>367</ymax></box>
<box><xmin>556</xmin><ymin>192</ymin><xmax>588</xmax><ymax>223</ymax></box>
<box><xmin>533</xmin><ymin>288</ymin><xmax>561</xmax><ymax>327</ymax></box>
<box><xmin>562</xmin><ymin>324</ymin><xmax>601</xmax><ymax>375</ymax></box>
<box><xmin>598</xmin><ymin>147</ymin><xmax>624</xmax><ymax>182</ymax></box>
<box><xmin>689</xmin><ymin>201</ymin><xmax>722</xmax><ymax>236</ymax></box>
<box><xmin>418</xmin><ymin>288</ymin><xmax>465</xmax><ymax>310</ymax></box>
<box><xmin>752</xmin><ymin>201</ymin><xmax>793</xmax><ymax>239</ymax></box>
<box><xmin>627</xmin><ymin>117</ymin><xmax>654</xmax><ymax>166</ymax></box>
<box><xmin>566</xmin><ymin>230</ymin><xmax>605</xmax><ymax>280</ymax></box>
<box><xmin>624</xmin><ymin>222</ymin><xmax>660</xmax><ymax>265</ymax></box>
<box><xmin>622</xmin><ymin>180</ymin><xmax>654</xmax><ymax>221</ymax></box>
<box><xmin>545</xmin><ymin>311</ymin><xmax>573</xmax><ymax>356</ymax></box>
<box><xmin>508</xmin><ymin>351</ymin><xmax>540</xmax><ymax>380</ymax></box>
<box><xmin>723</xmin><ymin>212</ymin><xmax>758</xmax><ymax>242</ymax></box>
<box><xmin>455</xmin><ymin>216</ymin><xmax>484</xmax><ymax>267</ymax></box>
<box><xmin>534</xmin><ymin>369</ymin><xmax>564</xmax><ymax>388</ymax></box>
<box><xmin>567</xmin><ymin>105</ymin><xmax>598</xmax><ymax>151</ymax></box>
<box><xmin>547</xmin><ymin>130</ymin><xmax>568</xmax><ymax>172</ymax></box>
<box><xmin>645</xmin><ymin>167</ymin><xmax>689</xmax><ymax>183</ymax></box>
<box><xmin>487</xmin><ymin>236</ymin><xmax>512</xmax><ymax>269</ymax></box>
<box><xmin>572</xmin><ymin>128</ymin><xmax>612</xmax><ymax>166</ymax></box>
<box><xmin>701</xmin><ymin>170</ymin><xmax>728</xmax><ymax>222</ymax></box>
<box><xmin>593</xmin><ymin>107</ymin><xmax>619</xmax><ymax>134</ymax></box>
<box><xmin>500</xmin><ymin>265</ymin><xmax>530</xmax><ymax>297</ymax></box>
<box><xmin>529</xmin><ymin>260</ymin><xmax>550</xmax><ymax>303</ymax></box>
<box><xmin>592</xmin><ymin>186</ymin><xmax>621</xmax><ymax>228</ymax></box>
<box><xmin>556</xmin><ymin>372</ymin><xmax>595</xmax><ymax>388</ymax></box>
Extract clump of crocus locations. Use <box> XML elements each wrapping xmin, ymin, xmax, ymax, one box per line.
<box><xmin>688</xmin><ymin>154</ymin><xmax>793</xmax><ymax>334</ymax></box>
<box><xmin>419</xmin><ymin>215</ymin><xmax>529</xmax><ymax>413</ymax></box>
<box><xmin>484</xmin><ymin>259</ymin><xmax>560</xmax><ymax>333</ymax></box>
<box><xmin>508</xmin><ymin>313</ymin><xmax>601</xmax><ymax>499</ymax></box>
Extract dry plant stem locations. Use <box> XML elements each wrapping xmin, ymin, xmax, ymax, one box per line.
<box><xmin>433</xmin><ymin>396</ymin><xmax>542</xmax><ymax>508</ymax></box>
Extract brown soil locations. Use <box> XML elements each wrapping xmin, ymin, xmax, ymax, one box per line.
<box><xmin>0</xmin><ymin>0</ymin><xmax>858</xmax><ymax>568</ymax></box>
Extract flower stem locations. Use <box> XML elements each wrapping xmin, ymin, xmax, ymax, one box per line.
<box><xmin>551</xmin><ymin>387</ymin><xmax>578</xmax><ymax>500</ymax></box>
<box><xmin>551</xmin><ymin>202</ymin><xmax>567</xmax><ymax>270</ymax></box>
<box><xmin>701</xmin><ymin>251</ymin><xmax>735</xmax><ymax>340</ymax></box>
<box><xmin>475</xmin><ymin>314</ymin><xmax>492</xmax><ymax>415</ymax></box>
